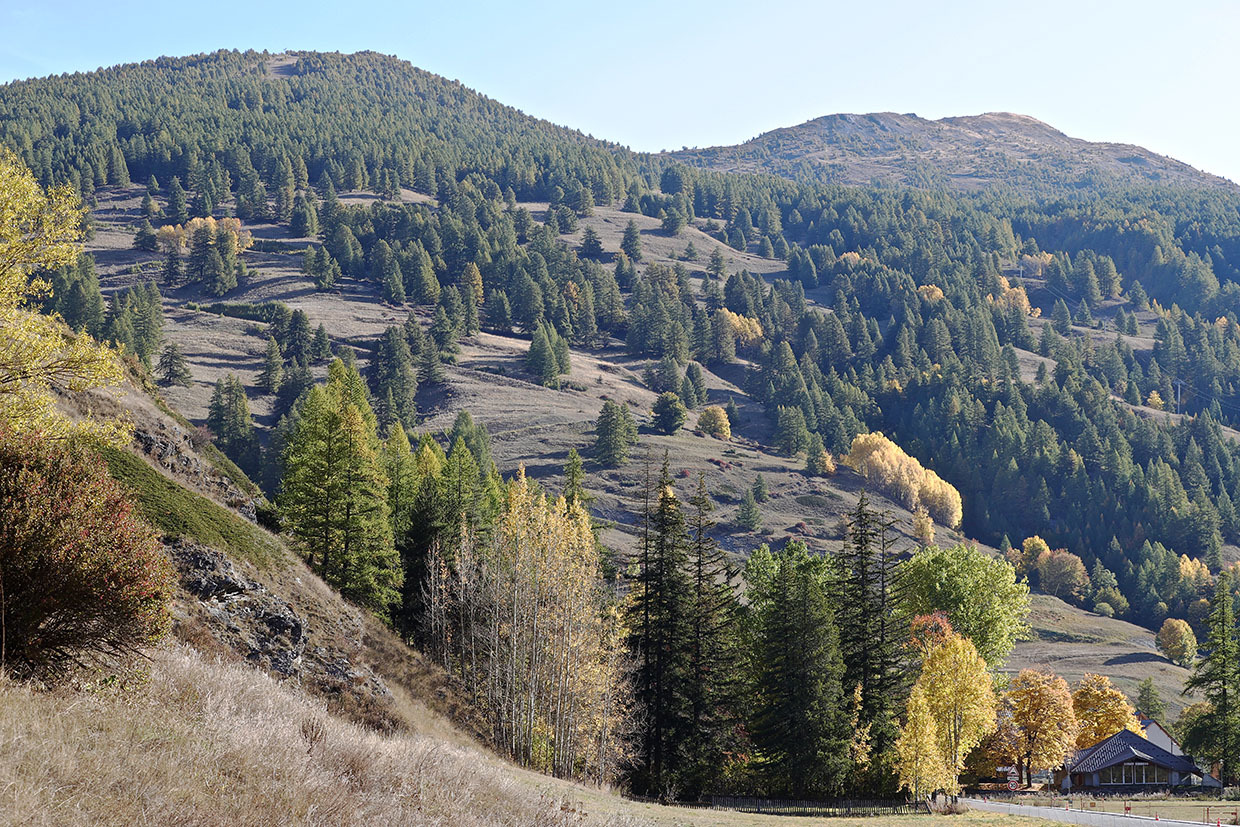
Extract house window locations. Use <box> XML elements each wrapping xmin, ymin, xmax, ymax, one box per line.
<box><xmin>1100</xmin><ymin>762</ymin><xmax>1168</xmax><ymax>784</ymax></box>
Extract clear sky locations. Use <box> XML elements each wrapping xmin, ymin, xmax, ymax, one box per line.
<box><xmin>2</xmin><ymin>0</ymin><xmax>1237</xmax><ymax>182</ymax></box>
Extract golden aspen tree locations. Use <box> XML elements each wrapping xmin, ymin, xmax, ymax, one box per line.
<box><xmin>844</xmin><ymin>432</ymin><xmax>962</xmax><ymax>528</ymax></box>
<box><xmin>896</xmin><ymin>684</ymin><xmax>951</xmax><ymax>799</ymax></box>
<box><xmin>1072</xmin><ymin>673</ymin><xmax>1141</xmax><ymax>748</ymax></box>
<box><xmin>0</xmin><ymin>148</ymin><xmax>124</xmax><ymax>442</ymax></box>
<box><xmin>917</xmin><ymin>631</ymin><xmax>996</xmax><ymax>791</ymax></box>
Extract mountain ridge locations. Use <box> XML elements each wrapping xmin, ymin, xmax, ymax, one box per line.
<box><xmin>668</xmin><ymin>109</ymin><xmax>1236</xmax><ymax>195</ymax></box>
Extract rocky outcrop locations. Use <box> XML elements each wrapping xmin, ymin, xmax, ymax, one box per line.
<box><xmin>167</xmin><ymin>540</ymin><xmax>392</xmax><ymax>715</ymax></box>
<box><xmin>132</xmin><ymin>423</ymin><xmax>257</xmax><ymax>521</ymax></box>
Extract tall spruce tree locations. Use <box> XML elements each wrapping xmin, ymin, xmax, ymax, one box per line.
<box><xmin>833</xmin><ymin>493</ymin><xmax>907</xmax><ymax>793</ymax></box>
<box><xmin>747</xmin><ymin>540</ymin><xmax>851</xmax><ymax>797</ymax></box>
<box><xmin>629</xmin><ymin>455</ymin><xmax>693</xmax><ymax>796</ymax></box>
<box><xmin>156</xmin><ymin>342</ymin><xmax>192</xmax><ymax>387</ymax></box>
<box><xmin>680</xmin><ymin>474</ymin><xmax>742</xmax><ymax>796</ymax></box>
<box><xmin>1183</xmin><ymin>571</ymin><xmax>1240</xmax><ymax>783</ymax></box>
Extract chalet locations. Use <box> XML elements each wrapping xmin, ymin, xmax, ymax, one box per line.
<box><xmin>1062</xmin><ymin>729</ymin><xmax>1206</xmax><ymax>790</ymax></box>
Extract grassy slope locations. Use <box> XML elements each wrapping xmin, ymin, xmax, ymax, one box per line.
<box><xmin>0</xmin><ymin>649</ymin><xmax>1050</xmax><ymax>827</ymax></box>
<box><xmin>88</xmin><ymin>182</ymin><xmax>1193</xmax><ymax>695</ymax></box>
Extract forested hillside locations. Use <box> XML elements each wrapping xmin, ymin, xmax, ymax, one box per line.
<box><xmin>7</xmin><ymin>48</ymin><xmax>1240</xmax><ymax>805</ymax></box>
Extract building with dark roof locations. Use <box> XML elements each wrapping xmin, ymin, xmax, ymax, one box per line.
<box><xmin>1062</xmin><ymin>729</ymin><xmax>1206</xmax><ymax>790</ymax></box>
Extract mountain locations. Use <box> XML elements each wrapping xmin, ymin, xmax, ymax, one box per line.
<box><xmin>3</xmin><ymin>48</ymin><xmax>1234</xmax><ymax>812</ymax></box>
<box><xmin>668</xmin><ymin>111</ymin><xmax>1237</xmax><ymax>195</ymax></box>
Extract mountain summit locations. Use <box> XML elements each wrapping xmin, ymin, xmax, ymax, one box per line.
<box><xmin>669</xmin><ymin>110</ymin><xmax>1234</xmax><ymax>195</ymax></box>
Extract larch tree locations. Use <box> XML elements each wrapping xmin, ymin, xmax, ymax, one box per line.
<box><xmin>0</xmin><ymin>148</ymin><xmax>124</xmax><ymax>442</ymax></box>
<box><xmin>279</xmin><ymin>361</ymin><xmax>401</xmax><ymax>615</ymax></box>
<box><xmin>895</xmin><ymin>684</ymin><xmax>951</xmax><ymax>800</ymax></box>
<box><xmin>1071</xmin><ymin>673</ymin><xmax>1141</xmax><ymax>748</ymax></box>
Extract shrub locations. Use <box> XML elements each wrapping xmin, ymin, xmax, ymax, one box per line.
<box><xmin>697</xmin><ymin>405</ymin><xmax>731</xmax><ymax>440</ymax></box>
<box><xmin>0</xmin><ymin>431</ymin><xmax>174</xmax><ymax>681</ymax></box>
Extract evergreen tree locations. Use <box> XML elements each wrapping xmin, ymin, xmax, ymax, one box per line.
<box><xmin>679</xmin><ymin>474</ymin><xmax>742</xmax><ymax>795</ymax></box>
<box><xmin>206</xmin><ymin>373</ymin><xmax>257</xmax><ymax>474</ymax></box>
<box><xmin>629</xmin><ymin>456</ymin><xmax>693</xmax><ymax>796</ymax></box>
<box><xmin>1183</xmin><ymin>572</ymin><xmax>1240</xmax><ymax>783</ymax></box>
<box><xmin>368</xmin><ymin>325</ymin><xmax>418</xmax><ymax>430</ymax></box>
<box><xmin>833</xmin><ymin>493</ymin><xmax>906</xmax><ymax>793</ymax></box>
<box><xmin>752</xmin><ymin>474</ymin><xmax>769</xmax><ymax>503</ymax></box>
<box><xmin>652</xmin><ymin>392</ymin><xmax>687</xmax><ymax>434</ymax></box>
<box><xmin>133</xmin><ymin>219</ymin><xmax>157</xmax><ymax>251</ymax></box>
<box><xmin>595</xmin><ymin>400</ymin><xmax>638</xmax><ymax>467</ymax></box>
<box><xmin>736</xmin><ymin>487</ymin><xmax>762</xmax><ymax>531</ymax></box>
<box><xmin>167</xmin><ymin>176</ymin><xmax>188</xmax><ymax>224</ymax></box>
<box><xmin>484</xmin><ymin>289</ymin><xmax>512</xmax><ymax>334</ymax></box>
<box><xmin>258</xmin><ymin>336</ymin><xmax>283</xmax><ymax>394</ymax></box>
<box><xmin>311</xmin><ymin>323</ymin><xmax>332</xmax><ymax>363</ymax></box>
<box><xmin>581</xmin><ymin>226</ymin><xmax>604</xmax><ymax>259</ymax></box>
<box><xmin>1136</xmin><ymin>677</ymin><xmax>1166</xmax><ymax>724</ymax></box>
<box><xmin>563</xmin><ymin>447</ymin><xmax>591</xmax><ymax>510</ymax></box>
<box><xmin>621</xmin><ymin>220</ymin><xmax>642</xmax><ymax>261</ymax></box>
<box><xmin>747</xmin><ymin>541</ymin><xmax>850</xmax><ymax>797</ymax></box>
<box><xmin>156</xmin><ymin>342</ymin><xmax>192</xmax><ymax>387</ymax></box>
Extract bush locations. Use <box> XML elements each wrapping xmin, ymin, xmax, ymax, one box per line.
<box><xmin>0</xmin><ymin>431</ymin><xmax>174</xmax><ymax>681</ymax></box>
<box><xmin>697</xmin><ymin>405</ymin><xmax>731</xmax><ymax>440</ymax></box>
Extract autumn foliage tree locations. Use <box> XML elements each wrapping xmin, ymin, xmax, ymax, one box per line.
<box><xmin>0</xmin><ymin>430</ymin><xmax>174</xmax><ymax>681</ymax></box>
<box><xmin>1072</xmin><ymin>673</ymin><xmax>1141</xmax><ymax>748</ymax></box>
<box><xmin>0</xmin><ymin>147</ymin><xmax>123</xmax><ymax>442</ymax></box>
<box><xmin>1156</xmin><ymin>617</ymin><xmax>1198</xmax><ymax>667</ymax></box>
<box><xmin>1003</xmin><ymin>670</ymin><xmax>1078</xmax><ymax>786</ymax></box>
<box><xmin>844</xmin><ymin>432</ymin><xmax>962</xmax><ymax>528</ymax></box>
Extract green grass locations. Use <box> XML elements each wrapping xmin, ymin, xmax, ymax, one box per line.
<box><xmin>102</xmin><ymin>446</ymin><xmax>283</xmax><ymax>569</ymax></box>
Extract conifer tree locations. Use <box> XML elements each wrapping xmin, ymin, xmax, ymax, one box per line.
<box><xmin>652</xmin><ymin>392</ymin><xmax>687</xmax><ymax>434</ymax></box>
<box><xmin>736</xmin><ymin>487</ymin><xmax>762</xmax><ymax>531</ymax></box>
<box><xmin>167</xmin><ymin>176</ymin><xmax>188</xmax><ymax>224</ymax></box>
<box><xmin>747</xmin><ymin>540</ymin><xmax>850</xmax><ymax>797</ymax></box>
<box><xmin>752</xmin><ymin>473</ymin><xmax>769</xmax><ymax>502</ymax></box>
<box><xmin>258</xmin><ymin>336</ymin><xmax>283</xmax><ymax>394</ymax></box>
<box><xmin>206</xmin><ymin>373</ymin><xmax>257</xmax><ymax>472</ymax></box>
<box><xmin>563</xmin><ymin>447</ymin><xmax>590</xmax><ymax>510</ymax></box>
<box><xmin>368</xmin><ymin>325</ymin><xmax>418</xmax><ymax>430</ymax></box>
<box><xmin>1183</xmin><ymin>571</ymin><xmax>1240</xmax><ymax>783</ymax></box>
<box><xmin>484</xmin><ymin>289</ymin><xmax>512</xmax><ymax>334</ymax></box>
<box><xmin>621</xmin><ymin>220</ymin><xmax>642</xmax><ymax>261</ymax></box>
<box><xmin>595</xmin><ymin>400</ymin><xmax>638</xmax><ymax>467</ymax></box>
<box><xmin>311</xmin><ymin>323</ymin><xmax>331</xmax><ymax>363</ymax></box>
<box><xmin>279</xmin><ymin>363</ymin><xmax>401</xmax><ymax>614</ymax></box>
<box><xmin>156</xmin><ymin>342</ymin><xmax>192</xmax><ymax>387</ymax></box>
<box><xmin>629</xmin><ymin>456</ymin><xmax>693</xmax><ymax>796</ymax></box>
<box><xmin>680</xmin><ymin>474</ymin><xmax>742</xmax><ymax>795</ymax></box>
<box><xmin>833</xmin><ymin>493</ymin><xmax>906</xmax><ymax>793</ymax></box>
<box><xmin>580</xmin><ymin>226</ymin><xmax>604</xmax><ymax>259</ymax></box>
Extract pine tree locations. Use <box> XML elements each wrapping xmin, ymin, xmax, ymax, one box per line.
<box><xmin>311</xmin><ymin>323</ymin><xmax>332</xmax><ymax>363</ymax></box>
<box><xmin>1183</xmin><ymin>571</ymin><xmax>1240</xmax><ymax>783</ymax></box>
<box><xmin>526</xmin><ymin>323</ymin><xmax>563</xmax><ymax>386</ymax></box>
<box><xmin>1136</xmin><ymin>677</ymin><xmax>1166</xmax><ymax>724</ymax></box>
<box><xmin>736</xmin><ymin>487</ymin><xmax>762</xmax><ymax>531</ymax></box>
<box><xmin>162</xmin><ymin>249</ymin><xmax>182</xmax><ymax>286</ymax></box>
<box><xmin>206</xmin><ymin>373</ymin><xmax>257</xmax><ymax>474</ymax></box>
<box><xmin>368</xmin><ymin>325</ymin><xmax>418</xmax><ymax>430</ymax></box>
<box><xmin>258</xmin><ymin>336</ymin><xmax>283</xmax><ymax>394</ymax></box>
<box><xmin>563</xmin><ymin>447</ymin><xmax>591</xmax><ymax>510</ymax></box>
<box><xmin>652</xmin><ymin>392</ymin><xmax>687</xmax><ymax>434</ymax></box>
<box><xmin>484</xmin><ymin>289</ymin><xmax>512</xmax><ymax>334</ymax></box>
<box><xmin>133</xmin><ymin>219</ymin><xmax>157</xmax><ymax>251</ymax></box>
<box><xmin>581</xmin><ymin>226</ymin><xmax>604</xmax><ymax>259</ymax></box>
<box><xmin>621</xmin><ymin>220</ymin><xmax>642</xmax><ymax>261</ymax></box>
<box><xmin>156</xmin><ymin>342</ymin><xmax>192</xmax><ymax>387</ymax></box>
<box><xmin>752</xmin><ymin>474</ymin><xmax>769</xmax><ymax>503</ymax></box>
<box><xmin>168</xmin><ymin>176</ymin><xmax>188</xmax><ymax>224</ymax></box>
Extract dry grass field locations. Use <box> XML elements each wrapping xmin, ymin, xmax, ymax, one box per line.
<box><xmin>0</xmin><ymin>644</ymin><xmax>1053</xmax><ymax>827</ymax></box>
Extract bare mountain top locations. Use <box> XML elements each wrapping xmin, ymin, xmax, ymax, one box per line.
<box><xmin>669</xmin><ymin>111</ymin><xmax>1236</xmax><ymax>195</ymax></box>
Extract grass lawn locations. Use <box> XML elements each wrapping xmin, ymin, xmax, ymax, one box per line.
<box><xmin>997</xmin><ymin>795</ymin><xmax>1234</xmax><ymax>824</ymax></box>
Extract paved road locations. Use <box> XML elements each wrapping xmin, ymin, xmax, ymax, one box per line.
<box><xmin>965</xmin><ymin>797</ymin><xmax>1208</xmax><ymax>826</ymax></box>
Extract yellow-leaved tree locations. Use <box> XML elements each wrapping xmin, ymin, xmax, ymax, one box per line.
<box><xmin>915</xmin><ymin>629</ymin><xmax>996</xmax><ymax>793</ymax></box>
<box><xmin>0</xmin><ymin>148</ymin><xmax>124</xmax><ymax>442</ymax></box>
<box><xmin>895</xmin><ymin>683</ymin><xmax>952</xmax><ymax>799</ymax></box>
<box><xmin>1006</xmin><ymin>669</ymin><xmax>1078</xmax><ymax>786</ymax></box>
<box><xmin>844</xmin><ymin>432</ymin><xmax>962</xmax><ymax>528</ymax></box>
<box><xmin>1072</xmin><ymin>673</ymin><xmax>1141</xmax><ymax>748</ymax></box>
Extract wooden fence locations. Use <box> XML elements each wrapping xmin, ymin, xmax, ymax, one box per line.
<box><xmin>623</xmin><ymin>795</ymin><xmax>930</xmax><ymax>817</ymax></box>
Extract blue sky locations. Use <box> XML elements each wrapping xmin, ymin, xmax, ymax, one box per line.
<box><xmin>3</xmin><ymin>0</ymin><xmax>1237</xmax><ymax>182</ymax></box>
